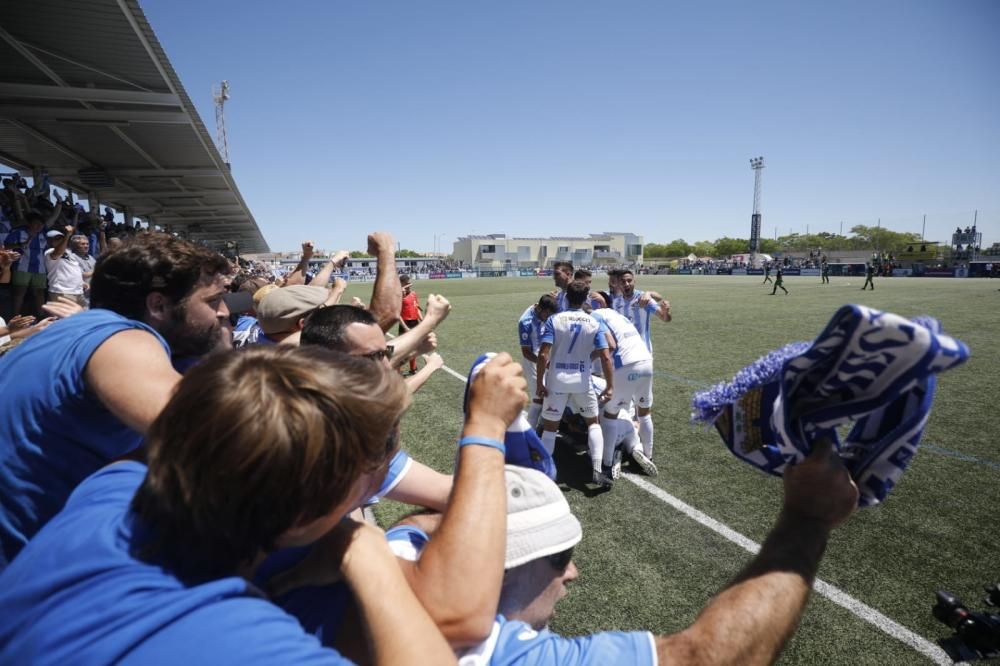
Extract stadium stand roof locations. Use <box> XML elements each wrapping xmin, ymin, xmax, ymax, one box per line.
<box><xmin>0</xmin><ymin>0</ymin><xmax>268</xmax><ymax>252</ymax></box>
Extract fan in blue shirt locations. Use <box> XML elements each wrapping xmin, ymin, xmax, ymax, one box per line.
<box><xmin>0</xmin><ymin>234</ymin><xmax>233</xmax><ymax>570</ymax></box>
<box><xmin>0</xmin><ymin>346</ymin><xmax>455</xmax><ymax>665</ymax></box>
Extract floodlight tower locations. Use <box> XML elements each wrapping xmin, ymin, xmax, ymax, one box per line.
<box><xmin>213</xmin><ymin>81</ymin><xmax>231</xmax><ymax>166</ymax></box>
<box><xmin>749</xmin><ymin>156</ymin><xmax>765</xmax><ymax>263</ymax></box>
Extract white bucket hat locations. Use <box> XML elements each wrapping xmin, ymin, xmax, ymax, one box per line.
<box><xmin>503</xmin><ymin>465</ymin><xmax>582</xmax><ymax>570</ymax></box>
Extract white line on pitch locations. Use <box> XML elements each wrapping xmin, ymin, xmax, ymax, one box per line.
<box><xmin>624</xmin><ymin>473</ymin><xmax>954</xmax><ymax>665</ymax></box>
<box><xmin>435</xmin><ymin>361</ymin><xmax>955</xmax><ymax>666</ymax></box>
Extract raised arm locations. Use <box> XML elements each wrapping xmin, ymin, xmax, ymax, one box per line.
<box><xmin>336</xmin><ymin>521</ymin><xmax>457</xmax><ymax>666</ymax></box>
<box><xmin>367</xmin><ymin>232</ymin><xmax>402</xmax><ymax>331</ymax></box>
<box><xmin>402</xmin><ymin>351</ymin><xmax>444</xmax><ymax>393</ymax></box>
<box><xmin>654</xmin><ymin>440</ymin><xmax>858</xmax><ymax>665</ymax></box>
<box><xmin>47</xmin><ymin>225</ymin><xmax>74</xmax><ymax>260</ymax></box>
<box><xmin>283</xmin><ymin>241</ymin><xmax>314</xmax><ymax>287</ymax></box>
<box><xmin>395</xmin><ymin>353</ymin><xmax>527</xmax><ymax>644</ymax></box>
<box><xmin>313</xmin><ymin>250</ymin><xmax>349</xmax><ymax>288</ymax></box>
<box><xmin>389</xmin><ymin>294</ymin><xmax>451</xmax><ymax>362</ymax></box>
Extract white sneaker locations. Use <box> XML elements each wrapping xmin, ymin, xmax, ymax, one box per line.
<box><xmin>630</xmin><ymin>449</ymin><xmax>658</xmax><ymax>477</ymax></box>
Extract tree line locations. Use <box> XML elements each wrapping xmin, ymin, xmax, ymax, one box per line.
<box><xmin>643</xmin><ymin>225</ymin><xmax>924</xmax><ymax>259</ymax></box>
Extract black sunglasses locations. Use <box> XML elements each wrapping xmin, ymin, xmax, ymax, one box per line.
<box><xmin>546</xmin><ymin>547</ymin><xmax>574</xmax><ymax>572</ymax></box>
<box><xmin>361</xmin><ymin>345</ymin><xmax>394</xmax><ymax>362</ymax></box>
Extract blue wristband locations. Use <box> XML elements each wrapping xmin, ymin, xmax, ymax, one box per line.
<box><xmin>458</xmin><ymin>436</ymin><xmax>506</xmax><ymax>455</ymax></box>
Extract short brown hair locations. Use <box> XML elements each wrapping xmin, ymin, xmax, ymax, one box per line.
<box><xmin>90</xmin><ymin>232</ymin><xmax>231</xmax><ymax>321</ymax></box>
<box><xmin>131</xmin><ymin>345</ymin><xmax>410</xmax><ymax>580</ymax></box>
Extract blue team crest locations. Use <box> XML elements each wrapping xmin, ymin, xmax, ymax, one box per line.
<box><xmin>465</xmin><ymin>353</ymin><xmax>557</xmax><ymax>480</ymax></box>
<box><xmin>692</xmin><ymin>305</ymin><xmax>970</xmax><ymax>507</ymax></box>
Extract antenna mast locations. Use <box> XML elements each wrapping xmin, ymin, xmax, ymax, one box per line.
<box><xmin>212</xmin><ymin>80</ymin><xmax>231</xmax><ymax>166</ymax></box>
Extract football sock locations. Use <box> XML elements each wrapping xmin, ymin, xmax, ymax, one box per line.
<box><xmin>638</xmin><ymin>414</ymin><xmax>654</xmax><ymax>458</ymax></box>
<box><xmin>587</xmin><ymin>423</ymin><xmax>605</xmax><ymax>472</ymax></box>
<box><xmin>541</xmin><ymin>429</ymin><xmax>557</xmax><ymax>456</ymax></box>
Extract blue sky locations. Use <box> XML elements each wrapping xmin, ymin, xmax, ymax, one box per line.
<box><xmin>143</xmin><ymin>0</ymin><xmax>1000</xmax><ymax>254</ymax></box>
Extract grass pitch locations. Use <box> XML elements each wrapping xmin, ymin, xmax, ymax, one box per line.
<box><xmin>345</xmin><ymin>274</ymin><xmax>999</xmax><ymax>665</ymax></box>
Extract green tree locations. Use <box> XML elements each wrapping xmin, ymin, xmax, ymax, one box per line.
<box><xmin>715</xmin><ymin>237</ymin><xmax>748</xmax><ymax>257</ymax></box>
<box><xmin>395</xmin><ymin>249</ymin><xmax>422</xmax><ymax>258</ymax></box>
<box><xmin>692</xmin><ymin>240</ymin><xmax>717</xmax><ymax>257</ymax></box>
<box><xmin>349</xmin><ymin>250</ymin><xmax>372</xmax><ymax>258</ymax></box>
<box><xmin>643</xmin><ymin>243</ymin><xmax>669</xmax><ymax>258</ymax></box>
<box><xmin>665</xmin><ymin>239</ymin><xmax>693</xmax><ymax>257</ymax></box>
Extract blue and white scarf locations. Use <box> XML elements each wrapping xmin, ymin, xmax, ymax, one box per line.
<box><xmin>465</xmin><ymin>353</ymin><xmax>557</xmax><ymax>480</ymax></box>
<box><xmin>692</xmin><ymin>305</ymin><xmax>970</xmax><ymax>506</ymax></box>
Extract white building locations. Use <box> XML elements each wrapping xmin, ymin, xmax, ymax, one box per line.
<box><xmin>451</xmin><ymin>232</ymin><xmax>643</xmax><ymax>269</ymax></box>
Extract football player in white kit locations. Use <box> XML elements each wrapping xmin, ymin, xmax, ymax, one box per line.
<box><xmin>517</xmin><ymin>294</ymin><xmax>559</xmax><ymax>427</ymax></box>
<box><xmin>551</xmin><ymin>261</ymin><xmax>574</xmax><ymax>312</ymax></box>
<box><xmin>536</xmin><ymin>281</ymin><xmax>614</xmax><ymax>486</ymax></box>
<box><xmin>587</xmin><ymin>375</ymin><xmax>658</xmax><ymax>478</ymax></box>
<box><xmin>611</xmin><ymin>269</ymin><xmax>672</xmax><ymax>352</ymax></box>
<box><xmin>589</xmin><ymin>304</ymin><xmax>658</xmax><ymax>476</ymax></box>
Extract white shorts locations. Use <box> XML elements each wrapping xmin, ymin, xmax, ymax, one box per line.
<box><xmin>542</xmin><ymin>390</ymin><xmax>599</xmax><ymax>421</ymax></box>
<box><xmin>521</xmin><ymin>358</ymin><xmax>540</xmax><ymax>399</ymax></box>
<box><xmin>605</xmin><ymin>359</ymin><xmax>654</xmax><ymax>414</ymax></box>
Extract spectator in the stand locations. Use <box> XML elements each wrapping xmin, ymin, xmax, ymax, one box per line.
<box><xmin>43</xmin><ymin>228</ymin><xmax>90</xmax><ymax>307</ymax></box>
<box><xmin>0</xmin><ymin>346</ymin><xmax>457</xmax><ymax>665</ymax></box>
<box><xmin>255</xmin><ymin>285</ymin><xmax>342</xmax><ymax>346</ymax></box>
<box><xmin>5</xmin><ymin>208</ymin><xmax>60</xmax><ymax>317</ymax></box>
<box><xmin>0</xmin><ymin>233</ymin><xmax>233</xmax><ymax>569</ymax></box>
<box><xmin>397</xmin><ymin>275</ymin><xmax>422</xmax><ymax>375</ymax></box>
<box><xmin>387</xmin><ymin>441</ymin><xmax>857</xmax><ymax>664</ymax></box>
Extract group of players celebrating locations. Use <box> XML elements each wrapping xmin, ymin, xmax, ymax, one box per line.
<box><xmin>518</xmin><ymin>264</ymin><xmax>672</xmax><ymax>487</ymax></box>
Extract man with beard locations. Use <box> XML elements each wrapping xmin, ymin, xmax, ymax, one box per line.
<box><xmin>0</xmin><ymin>233</ymin><xmax>232</xmax><ymax>569</ymax></box>
<box><xmin>551</xmin><ymin>261</ymin><xmax>574</xmax><ymax>312</ymax></box>
<box><xmin>611</xmin><ymin>269</ymin><xmax>671</xmax><ymax>352</ymax></box>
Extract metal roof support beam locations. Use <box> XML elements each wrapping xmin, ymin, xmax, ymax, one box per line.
<box><xmin>0</xmin><ymin>25</ymin><xmax>66</xmax><ymax>87</ymax></box>
<box><xmin>102</xmin><ymin>192</ymin><xmax>230</xmax><ymax>201</ymax></box>
<box><xmin>143</xmin><ymin>205</ymin><xmax>243</xmax><ymax>213</ymax></box>
<box><xmin>0</xmin><ymin>83</ymin><xmax>179</xmax><ymax>107</ymax></box>
<box><xmin>5</xmin><ymin>119</ymin><xmax>89</xmax><ymax>164</ymax></box>
<box><xmin>0</xmin><ymin>106</ymin><xmax>189</xmax><ymax>124</ymax></box>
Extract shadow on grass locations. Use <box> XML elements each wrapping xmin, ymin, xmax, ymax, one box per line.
<box><xmin>552</xmin><ymin>435</ymin><xmax>612</xmax><ymax>498</ymax></box>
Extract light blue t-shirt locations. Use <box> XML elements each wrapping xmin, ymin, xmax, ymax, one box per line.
<box><xmin>0</xmin><ymin>463</ymin><xmax>351</xmax><ymax>665</ymax></box>
<box><xmin>385</xmin><ymin>526</ymin><xmax>656</xmax><ymax>666</ymax></box>
<box><xmin>0</xmin><ymin>309</ymin><xmax>170</xmax><ymax>569</ymax></box>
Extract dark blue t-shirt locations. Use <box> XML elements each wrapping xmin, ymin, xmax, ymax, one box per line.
<box><xmin>0</xmin><ymin>309</ymin><xmax>170</xmax><ymax>569</ymax></box>
<box><xmin>0</xmin><ymin>463</ymin><xmax>351</xmax><ymax>665</ymax></box>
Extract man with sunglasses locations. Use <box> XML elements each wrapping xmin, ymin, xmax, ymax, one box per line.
<box><xmin>301</xmin><ymin>305</ymin><xmax>452</xmax><ymax>512</ymax></box>
<box><xmin>386</xmin><ymin>439</ymin><xmax>858</xmax><ymax>664</ymax></box>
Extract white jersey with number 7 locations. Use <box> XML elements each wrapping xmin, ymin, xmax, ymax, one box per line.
<box><xmin>540</xmin><ymin>310</ymin><xmax>608</xmax><ymax>393</ymax></box>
